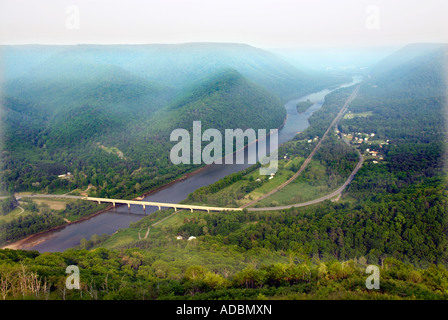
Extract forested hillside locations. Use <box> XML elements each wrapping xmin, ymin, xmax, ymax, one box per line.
<box><xmin>0</xmin><ymin>43</ymin><xmax>446</xmax><ymax>300</ymax></box>
<box><xmin>2</xmin><ymin>43</ymin><xmax>346</xmax><ymax>200</ymax></box>
<box><xmin>98</xmin><ymin>43</ymin><xmax>448</xmax><ymax>271</ymax></box>
<box><xmin>341</xmin><ymin>44</ymin><xmax>447</xmax><ymax>196</ymax></box>
<box><xmin>1</xmin><ymin>43</ymin><xmax>349</xmax><ymax>102</ymax></box>
<box><xmin>0</xmin><ymin>70</ymin><xmax>285</xmax><ymax>199</ymax></box>
<box><xmin>1</xmin><ymin>247</ymin><xmax>448</xmax><ymax>300</ymax></box>
<box><xmin>152</xmin><ymin>69</ymin><xmax>286</xmax><ymax>134</ymax></box>
<box><xmin>160</xmin><ymin>41</ymin><xmax>447</xmax><ymax>269</ymax></box>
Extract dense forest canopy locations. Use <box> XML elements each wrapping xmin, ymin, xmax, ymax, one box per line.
<box><xmin>0</xmin><ymin>43</ymin><xmax>447</xmax><ymax>301</ymax></box>
<box><xmin>0</xmin><ymin>43</ymin><xmax>348</xmax><ymax>199</ymax></box>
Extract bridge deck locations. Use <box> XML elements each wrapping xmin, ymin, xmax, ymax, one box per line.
<box><xmin>83</xmin><ymin>197</ymin><xmax>243</xmax><ymax>212</ymax></box>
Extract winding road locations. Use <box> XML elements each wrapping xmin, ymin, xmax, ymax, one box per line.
<box><xmin>246</xmin><ymin>149</ymin><xmax>363</xmax><ymax>211</ymax></box>
<box><xmin>14</xmin><ymin>85</ymin><xmax>363</xmax><ymax>214</ymax></box>
<box><xmin>241</xmin><ymin>85</ymin><xmax>361</xmax><ymax>210</ymax></box>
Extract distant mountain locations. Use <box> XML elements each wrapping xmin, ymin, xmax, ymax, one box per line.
<box><xmin>0</xmin><ymin>44</ymin><xmax>301</xmax><ymax>197</ymax></box>
<box><xmin>366</xmin><ymin>43</ymin><xmax>447</xmax><ymax>99</ymax></box>
<box><xmin>1</xmin><ymin>43</ymin><xmax>348</xmax><ymax>103</ymax></box>
<box><xmin>0</xmin><ymin>45</ymin><xmax>68</xmax><ymax>80</ymax></box>
<box><xmin>4</xmin><ymin>63</ymin><xmax>169</xmax><ymax>115</ymax></box>
<box><xmin>369</xmin><ymin>43</ymin><xmax>446</xmax><ymax>76</ymax></box>
<box><xmin>342</xmin><ymin>43</ymin><xmax>447</xmax><ymax>150</ymax></box>
<box><xmin>273</xmin><ymin>46</ymin><xmax>399</xmax><ymax>72</ymax></box>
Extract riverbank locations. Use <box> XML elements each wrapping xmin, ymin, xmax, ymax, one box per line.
<box><xmin>8</xmin><ymin>76</ymin><xmax>362</xmax><ymax>252</ymax></box>
<box><xmin>0</xmin><ymin>203</ymin><xmax>116</xmax><ymax>250</ymax></box>
<box><xmin>2</xmin><ymin>119</ymin><xmax>284</xmax><ymax>251</ymax></box>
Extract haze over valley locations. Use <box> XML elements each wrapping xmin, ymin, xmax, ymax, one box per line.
<box><xmin>0</xmin><ymin>0</ymin><xmax>447</xmax><ymax>304</ymax></box>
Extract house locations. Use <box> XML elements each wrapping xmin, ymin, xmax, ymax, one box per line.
<box><xmin>188</xmin><ymin>236</ymin><xmax>196</xmax><ymax>241</ymax></box>
<box><xmin>58</xmin><ymin>172</ymin><xmax>72</xmax><ymax>179</ymax></box>
<box><xmin>176</xmin><ymin>236</ymin><xmax>183</xmax><ymax>240</ymax></box>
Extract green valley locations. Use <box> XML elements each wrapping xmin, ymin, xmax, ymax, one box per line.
<box><xmin>0</xmin><ymin>42</ymin><xmax>447</xmax><ymax>302</ymax></box>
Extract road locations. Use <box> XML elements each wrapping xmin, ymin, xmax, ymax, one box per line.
<box><xmin>15</xmin><ymin>194</ymin><xmax>85</xmax><ymax>200</ymax></box>
<box><xmin>13</xmin><ymin>85</ymin><xmax>363</xmax><ymax>214</ymax></box>
<box><xmin>247</xmin><ymin>149</ymin><xmax>363</xmax><ymax>211</ymax></box>
<box><xmin>241</xmin><ymin>85</ymin><xmax>360</xmax><ymax>209</ymax></box>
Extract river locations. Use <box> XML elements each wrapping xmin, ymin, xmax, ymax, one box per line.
<box><xmin>20</xmin><ymin>76</ymin><xmax>362</xmax><ymax>252</ymax></box>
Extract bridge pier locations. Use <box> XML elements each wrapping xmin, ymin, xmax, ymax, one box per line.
<box><xmin>80</xmin><ymin>196</ymin><xmax>243</xmax><ymax>213</ymax></box>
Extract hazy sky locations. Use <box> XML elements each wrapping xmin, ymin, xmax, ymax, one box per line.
<box><xmin>1</xmin><ymin>0</ymin><xmax>447</xmax><ymax>48</ymax></box>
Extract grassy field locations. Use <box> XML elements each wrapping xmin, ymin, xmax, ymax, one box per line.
<box><xmin>253</xmin><ymin>160</ymin><xmax>346</xmax><ymax>207</ymax></box>
<box><xmin>95</xmin><ymin>209</ymin><xmax>222</xmax><ymax>252</ymax></box>
<box><xmin>182</xmin><ymin>152</ymin><xmax>352</xmax><ymax>209</ymax></box>
<box><xmin>30</xmin><ymin>198</ymin><xmax>67</xmax><ymax>210</ymax></box>
<box><xmin>237</xmin><ymin>157</ymin><xmax>304</xmax><ymax>206</ymax></box>
<box><xmin>343</xmin><ymin>111</ymin><xmax>373</xmax><ymax>119</ymax></box>
<box><xmin>97</xmin><ymin>208</ymin><xmax>183</xmax><ymax>249</ymax></box>
<box><xmin>94</xmin><ymin>207</ymin><xmax>289</xmax><ymax>273</ymax></box>
<box><xmin>0</xmin><ymin>206</ymin><xmax>33</xmax><ymax>223</ymax></box>
<box><xmin>1</xmin><ymin>199</ymin><xmax>67</xmax><ymax>223</ymax></box>
<box><xmin>3</xmin><ymin>197</ymin><xmax>89</xmax><ymax>223</ymax></box>
<box><xmin>183</xmin><ymin>135</ymin><xmax>359</xmax><ymax>209</ymax></box>
<box><xmin>0</xmin><ymin>196</ymin><xmax>62</xmax><ymax>223</ymax></box>
<box><xmin>180</xmin><ymin>157</ymin><xmax>305</xmax><ymax>208</ymax></box>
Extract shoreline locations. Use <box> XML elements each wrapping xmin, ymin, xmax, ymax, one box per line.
<box><xmin>0</xmin><ymin>203</ymin><xmax>115</xmax><ymax>250</ymax></box>
<box><xmin>0</xmin><ymin>165</ymin><xmax>209</xmax><ymax>251</ymax></box>
<box><xmin>2</xmin><ymin>120</ymin><xmax>286</xmax><ymax>251</ymax></box>
<box><xmin>0</xmin><ymin>91</ymin><xmax>311</xmax><ymax>251</ymax></box>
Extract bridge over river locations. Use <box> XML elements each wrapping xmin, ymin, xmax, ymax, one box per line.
<box><xmin>82</xmin><ymin>196</ymin><xmax>243</xmax><ymax>213</ymax></box>
<box><xmin>17</xmin><ymin>85</ymin><xmax>362</xmax><ymax>215</ymax></box>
